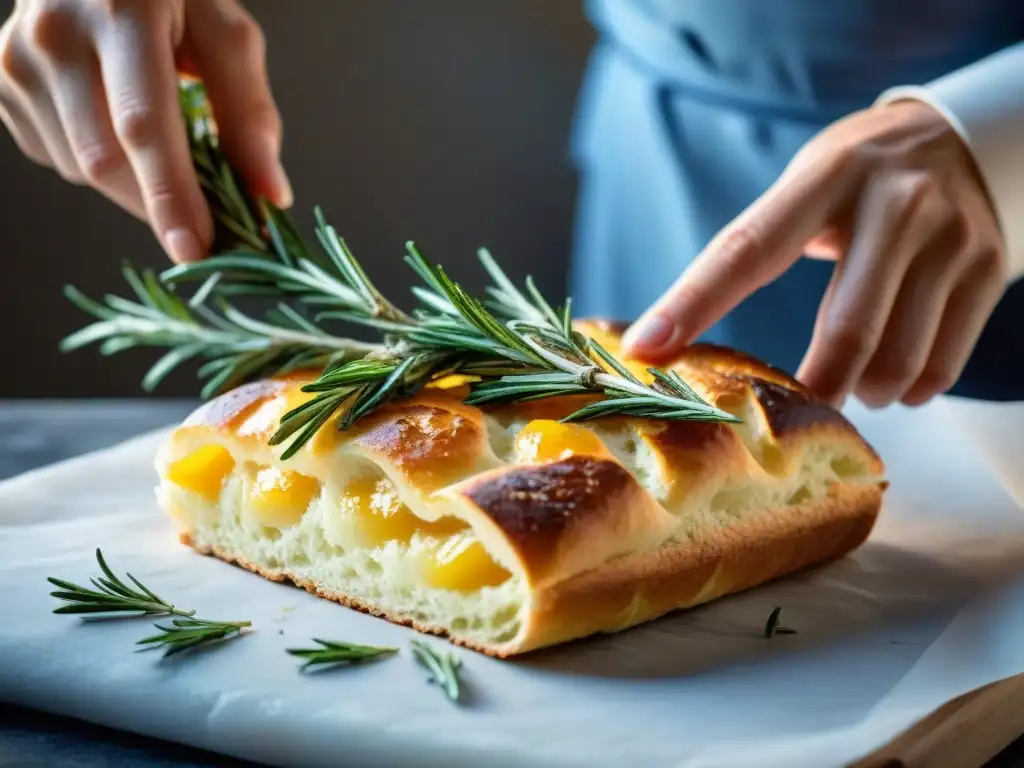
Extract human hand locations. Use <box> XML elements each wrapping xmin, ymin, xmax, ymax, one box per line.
<box><xmin>621</xmin><ymin>100</ymin><xmax>1008</xmax><ymax>409</ymax></box>
<box><xmin>0</xmin><ymin>0</ymin><xmax>290</xmax><ymax>263</ymax></box>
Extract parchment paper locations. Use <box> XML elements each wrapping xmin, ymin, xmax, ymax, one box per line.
<box><xmin>1</xmin><ymin>397</ymin><xmax>1023</xmax><ymax>768</ymax></box>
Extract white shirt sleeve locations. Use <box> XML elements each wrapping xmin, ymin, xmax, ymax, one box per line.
<box><xmin>877</xmin><ymin>42</ymin><xmax>1024</xmax><ymax>284</ymax></box>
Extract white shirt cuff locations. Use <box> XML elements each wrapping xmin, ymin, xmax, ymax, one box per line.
<box><xmin>877</xmin><ymin>43</ymin><xmax>1024</xmax><ymax>284</ymax></box>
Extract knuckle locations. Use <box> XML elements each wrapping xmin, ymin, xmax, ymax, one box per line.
<box><xmin>891</xmin><ymin>171</ymin><xmax>935</xmax><ymax>215</ymax></box>
<box><xmin>914</xmin><ymin>365</ymin><xmax>957</xmax><ymax>397</ymax></box>
<box><xmin>850</xmin><ymin>139</ymin><xmax>886</xmax><ymax>173</ymax></box>
<box><xmin>247</xmin><ymin>100</ymin><xmax>282</xmax><ymax>142</ymax></box>
<box><xmin>74</xmin><ymin>138</ymin><xmax>125</xmax><ymax>184</ymax></box>
<box><xmin>224</xmin><ymin>13</ymin><xmax>265</xmax><ymax>55</ymax></box>
<box><xmin>823</xmin><ymin>319</ymin><xmax>874</xmax><ymax>362</ymax></box>
<box><xmin>973</xmin><ymin>246</ymin><xmax>1006</xmax><ymax>278</ymax></box>
<box><xmin>25</xmin><ymin>4</ymin><xmax>77</xmax><ymax>56</ymax></box>
<box><xmin>112</xmin><ymin>101</ymin><xmax>159</xmax><ymax>148</ymax></box>
<box><xmin>714</xmin><ymin>222</ymin><xmax>762</xmax><ymax>270</ymax></box>
<box><xmin>0</xmin><ymin>30</ymin><xmax>30</xmax><ymax>88</ymax></box>
<box><xmin>937</xmin><ymin>208</ymin><xmax>972</xmax><ymax>253</ymax></box>
<box><xmin>138</xmin><ymin>176</ymin><xmax>182</xmax><ymax>216</ymax></box>
<box><xmin>867</xmin><ymin>351</ymin><xmax>916</xmax><ymax>387</ymax></box>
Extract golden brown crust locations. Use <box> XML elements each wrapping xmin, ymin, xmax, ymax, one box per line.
<box><xmin>182</xmin><ymin>378</ymin><xmax>291</xmax><ymax>431</ymax></box>
<box><xmin>744</xmin><ymin>376</ymin><xmax>849</xmax><ymax>436</ymax></box>
<box><xmin>638</xmin><ymin>420</ymin><xmax>749</xmax><ymax>508</ymax></box>
<box><xmin>464</xmin><ymin>458</ymin><xmax>632</xmax><ymax>564</ymax></box>
<box><xmin>672</xmin><ymin>341</ymin><xmax>813</xmax><ymax>395</ymax></box>
<box><xmin>454</xmin><ymin>456</ymin><xmax>675</xmax><ymax>588</ymax></box>
<box><xmin>345</xmin><ymin>394</ymin><xmax>493</xmax><ymax>491</ymax></box>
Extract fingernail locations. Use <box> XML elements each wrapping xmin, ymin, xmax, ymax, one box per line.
<box><xmin>164</xmin><ymin>228</ymin><xmax>203</xmax><ymax>263</ymax></box>
<box><xmin>273</xmin><ymin>163</ymin><xmax>293</xmax><ymax>208</ymax></box>
<box><xmin>622</xmin><ymin>314</ymin><xmax>677</xmax><ymax>354</ymax></box>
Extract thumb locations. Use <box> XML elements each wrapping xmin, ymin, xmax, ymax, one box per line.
<box><xmin>183</xmin><ymin>0</ymin><xmax>292</xmax><ymax>207</ymax></box>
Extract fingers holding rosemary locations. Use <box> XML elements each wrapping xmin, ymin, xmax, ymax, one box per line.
<box><xmin>0</xmin><ymin>0</ymin><xmax>290</xmax><ymax>264</ymax></box>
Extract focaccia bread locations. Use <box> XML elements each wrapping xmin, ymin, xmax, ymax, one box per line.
<box><xmin>154</xmin><ymin>320</ymin><xmax>887</xmax><ymax>656</ymax></box>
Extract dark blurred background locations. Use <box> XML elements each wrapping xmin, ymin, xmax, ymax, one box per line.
<box><xmin>0</xmin><ymin>0</ymin><xmax>595</xmax><ymax>397</ymax></box>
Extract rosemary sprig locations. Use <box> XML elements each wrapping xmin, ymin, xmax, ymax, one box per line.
<box><xmin>261</xmin><ymin>241</ymin><xmax>739</xmax><ymax>458</ymax></box>
<box><xmin>48</xmin><ymin>548</ymin><xmax>194</xmax><ymax>618</ymax></box>
<box><xmin>137</xmin><ymin>617</ymin><xmax>251</xmax><ymax>658</ymax></box>
<box><xmin>60</xmin><ymin>265</ymin><xmax>376</xmax><ymax>399</ymax></box>
<box><xmin>49</xmin><ymin>548</ymin><xmax>251</xmax><ymax>657</ymax></box>
<box><xmin>410</xmin><ymin>639</ymin><xmax>463</xmax><ymax>703</ymax></box>
<box><xmin>180</xmin><ymin>77</ymin><xmax>271</xmax><ymax>255</ymax></box>
<box><xmin>61</xmin><ymin>79</ymin><xmax>739</xmax><ymax>461</ymax></box>
<box><xmin>424</xmin><ymin>250</ymin><xmax>737</xmax><ymax>423</ymax></box>
<box><xmin>286</xmin><ymin>638</ymin><xmax>398</xmax><ymax>670</ymax></box>
<box><xmin>764</xmin><ymin>606</ymin><xmax>797</xmax><ymax>638</ymax></box>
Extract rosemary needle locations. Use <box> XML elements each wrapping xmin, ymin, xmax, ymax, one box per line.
<box><xmin>286</xmin><ymin>639</ymin><xmax>398</xmax><ymax>671</ymax></box>
<box><xmin>410</xmin><ymin>639</ymin><xmax>463</xmax><ymax>703</ymax></box>
<box><xmin>764</xmin><ymin>606</ymin><xmax>798</xmax><ymax>638</ymax></box>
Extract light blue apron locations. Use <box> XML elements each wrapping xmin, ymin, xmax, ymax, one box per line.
<box><xmin>570</xmin><ymin>0</ymin><xmax>1024</xmax><ymax>400</ymax></box>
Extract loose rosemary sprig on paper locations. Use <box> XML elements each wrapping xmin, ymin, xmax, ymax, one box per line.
<box><xmin>286</xmin><ymin>638</ymin><xmax>398</xmax><ymax>670</ymax></box>
<box><xmin>49</xmin><ymin>549</ymin><xmax>251</xmax><ymax>656</ymax></box>
<box><xmin>137</xmin><ymin>617</ymin><xmax>251</xmax><ymax>658</ymax></box>
<box><xmin>48</xmin><ymin>548</ymin><xmax>194</xmax><ymax>618</ymax></box>
<box><xmin>60</xmin><ymin>79</ymin><xmax>739</xmax><ymax>459</ymax></box>
<box><xmin>410</xmin><ymin>639</ymin><xmax>463</xmax><ymax>703</ymax></box>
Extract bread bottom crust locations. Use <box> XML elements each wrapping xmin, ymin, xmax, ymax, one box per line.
<box><xmin>179</xmin><ymin>480</ymin><xmax>883</xmax><ymax>657</ymax></box>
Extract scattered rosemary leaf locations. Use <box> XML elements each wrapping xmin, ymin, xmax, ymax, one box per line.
<box><xmin>48</xmin><ymin>548</ymin><xmax>195</xmax><ymax>619</ymax></box>
<box><xmin>764</xmin><ymin>606</ymin><xmax>798</xmax><ymax>638</ymax></box>
<box><xmin>287</xmin><ymin>638</ymin><xmax>398</xmax><ymax>670</ymax></box>
<box><xmin>136</xmin><ymin>617</ymin><xmax>251</xmax><ymax>658</ymax></box>
<box><xmin>50</xmin><ymin>549</ymin><xmax>252</xmax><ymax>658</ymax></box>
<box><xmin>410</xmin><ymin>639</ymin><xmax>463</xmax><ymax>703</ymax></box>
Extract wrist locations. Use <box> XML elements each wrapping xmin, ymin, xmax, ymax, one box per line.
<box><xmin>874</xmin><ymin>99</ymin><xmax>997</xmax><ymax>240</ymax></box>
<box><xmin>876</xmin><ymin>44</ymin><xmax>1024</xmax><ymax>284</ymax></box>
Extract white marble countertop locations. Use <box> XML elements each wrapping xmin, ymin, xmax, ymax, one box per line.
<box><xmin>0</xmin><ymin>399</ymin><xmax>1021</xmax><ymax>768</ymax></box>
<box><xmin>0</xmin><ymin>400</ymin><xmax>256</xmax><ymax>768</ymax></box>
